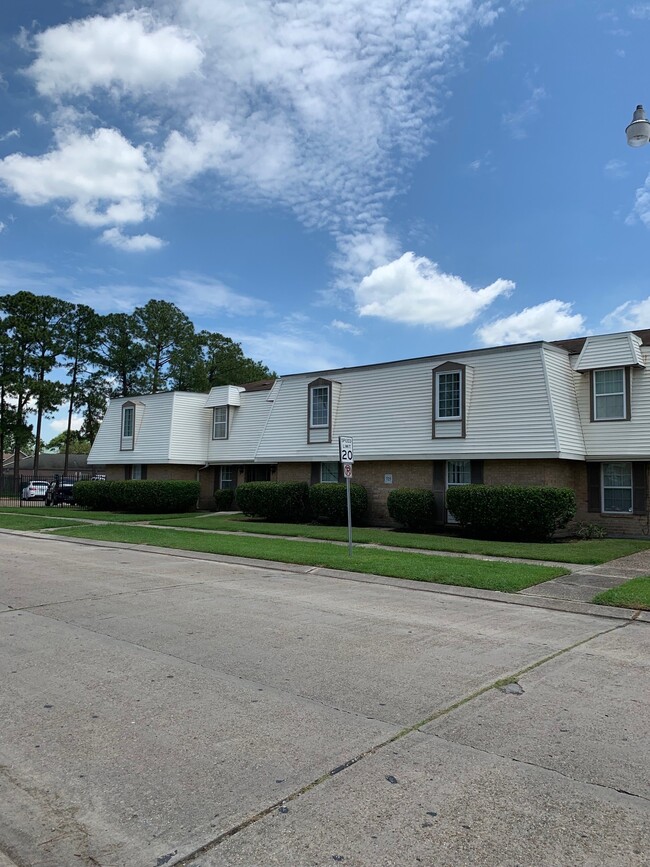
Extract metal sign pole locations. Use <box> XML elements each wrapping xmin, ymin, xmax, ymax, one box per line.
<box><xmin>346</xmin><ymin>475</ymin><xmax>352</xmax><ymax>556</ymax></box>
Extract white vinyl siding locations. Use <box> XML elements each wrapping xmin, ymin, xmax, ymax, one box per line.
<box><xmin>576</xmin><ymin>332</ymin><xmax>644</xmax><ymax>371</ymax></box>
<box><xmin>593</xmin><ymin>369</ymin><xmax>626</xmax><ymax>420</ymax></box>
<box><xmin>602</xmin><ymin>462</ymin><xmax>633</xmax><ymax>513</ymax></box>
<box><xmin>542</xmin><ymin>346</ymin><xmax>584</xmax><ymax>458</ymax></box>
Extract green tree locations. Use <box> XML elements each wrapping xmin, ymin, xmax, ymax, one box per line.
<box><xmin>96</xmin><ymin>313</ymin><xmax>146</xmax><ymax>397</ymax></box>
<box><xmin>45</xmin><ymin>430</ymin><xmax>91</xmax><ymax>454</ymax></box>
<box><xmin>133</xmin><ymin>299</ymin><xmax>195</xmax><ymax>393</ymax></box>
<box><xmin>197</xmin><ymin>331</ymin><xmax>275</xmax><ymax>388</ymax></box>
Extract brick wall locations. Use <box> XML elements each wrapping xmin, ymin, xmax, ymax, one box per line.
<box><xmin>276</xmin><ymin>463</ymin><xmax>311</xmax><ymax>483</ymax></box>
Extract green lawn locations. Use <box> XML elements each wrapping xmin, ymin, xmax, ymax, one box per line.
<box><xmin>593</xmin><ymin>577</ymin><xmax>650</xmax><ymax>610</ymax></box>
<box><xmin>151</xmin><ymin>513</ymin><xmax>650</xmax><ymax>565</ymax></box>
<box><xmin>0</xmin><ymin>514</ymin><xmax>82</xmax><ymax>531</ymax></box>
<box><xmin>49</xmin><ymin>523</ymin><xmax>569</xmax><ymax>592</ymax></box>
<box><xmin>0</xmin><ymin>507</ymin><xmax>206</xmax><ymax>523</ymax></box>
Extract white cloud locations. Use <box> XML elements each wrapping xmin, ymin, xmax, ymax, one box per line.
<box><xmin>0</xmin><ymin>128</ymin><xmax>158</xmax><ymax>227</ymax></box>
<box><xmin>476</xmin><ymin>300</ymin><xmax>586</xmax><ymax>346</ymax></box>
<box><xmin>487</xmin><ymin>41</ymin><xmax>508</xmax><ymax>61</ymax></box>
<box><xmin>158</xmin><ymin>119</ymin><xmax>240</xmax><ymax>184</ymax></box>
<box><xmin>356</xmin><ymin>252</ymin><xmax>514</xmax><ymax>327</ymax></box>
<box><xmin>502</xmin><ymin>85</ymin><xmax>547</xmax><ymax>139</ymax></box>
<box><xmin>26</xmin><ymin>11</ymin><xmax>204</xmax><ymax>97</ymax></box>
<box><xmin>236</xmin><ymin>318</ymin><xmax>354</xmax><ymax>374</ymax></box>
<box><xmin>0</xmin><ymin>128</ymin><xmax>19</xmax><ymax>141</ymax></box>
<box><xmin>49</xmin><ymin>415</ymin><xmax>84</xmax><ymax>434</ymax></box>
<box><xmin>602</xmin><ymin>297</ymin><xmax>650</xmax><ymax>330</ymax></box>
<box><xmin>99</xmin><ymin>228</ymin><xmax>166</xmax><ymax>252</ymax></box>
<box><xmin>627</xmin><ymin>173</ymin><xmax>650</xmax><ymax>228</ymax></box>
<box><xmin>629</xmin><ymin>4</ymin><xmax>650</xmax><ymax>19</ymax></box>
<box><xmin>330</xmin><ymin>319</ymin><xmax>362</xmax><ymax>336</ymax></box>
<box><xmin>604</xmin><ymin>158</ymin><xmax>628</xmax><ymax>179</ymax></box>
<box><xmin>0</xmin><ymin>222</ymin><xmax>6</xmax><ymax>234</ymax></box>
<box><xmin>161</xmin><ymin>273</ymin><xmax>270</xmax><ymax>318</ymax></box>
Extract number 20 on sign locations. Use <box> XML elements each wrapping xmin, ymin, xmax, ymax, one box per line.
<box><xmin>339</xmin><ymin>436</ymin><xmax>354</xmax><ymax>463</ymax></box>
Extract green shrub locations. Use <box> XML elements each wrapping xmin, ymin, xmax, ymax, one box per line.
<box><xmin>575</xmin><ymin>521</ymin><xmax>608</xmax><ymax>540</ymax></box>
<box><xmin>309</xmin><ymin>482</ymin><xmax>368</xmax><ymax>525</ymax></box>
<box><xmin>73</xmin><ymin>480</ymin><xmax>199</xmax><ymax>513</ymax></box>
<box><xmin>235</xmin><ymin>481</ymin><xmax>310</xmax><ymax>522</ymax></box>
<box><xmin>74</xmin><ymin>480</ymin><xmax>116</xmax><ymax>511</ymax></box>
<box><xmin>387</xmin><ymin>488</ymin><xmax>436</xmax><ymax>532</ymax></box>
<box><xmin>213</xmin><ymin>488</ymin><xmax>235</xmax><ymax>511</ymax></box>
<box><xmin>445</xmin><ymin>484</ymin><xmax>576</xmax><ymax>541</ymax></box>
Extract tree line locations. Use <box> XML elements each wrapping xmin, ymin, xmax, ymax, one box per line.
<box><xmin>0</xmin><ymin>292</ymin><xmax>275</xmax><ymax>480</ymax></box>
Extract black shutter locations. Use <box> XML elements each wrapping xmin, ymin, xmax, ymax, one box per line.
<box><xmin>311</xmin><ymin>463</ymin><xmax>320</xmax><ymax>485</ymax></box>
<box><xmin>432</xmin><ymin>460</ymin><xmax>446</xmax><ymax>524</ymax></box>
<box><xmin>470</xmin><ymin>460</ymin><xmax>484</xmax><ymax>485</ymax></box>
<box><xmin>633</xmin><ymin>462</ymin><xmax>647</xmax><ymax>514</ymax></box>
<box><xmin>141</xmin><ymin>465</ymin><xmax>148</xmax><ymax>480</ymax></box>
<box><xmin>586</xmin><ymin>463</ymin><xmax>601</xmax><ymax>513</ymax></box>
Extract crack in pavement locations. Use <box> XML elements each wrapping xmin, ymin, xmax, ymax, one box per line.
<box><xmin>170</xmin><ymin>619</ymin><xmax>628</xmax><ymax>867</ymax></box>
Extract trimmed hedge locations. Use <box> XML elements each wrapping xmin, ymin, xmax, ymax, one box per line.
<box><xmin>309</xmin><ymin>482</ymin><xmax>368</xmax><ymax>526</ymax></box>
<box><xmin>235</xmin><ymin>482</ymin><xmax>310</xmax><ymax>522</ymax></box>
<box><xmin>387</xmin><ymin>488</ymin><xmax>436</xmax><ymax>532</ymax></box>
<box><xmin>73</xmin><ymin>480</ymin><xmax>200</xmax><ymax>513</ymax></box>
<box><xmin>213</xmin><ymin>488</ymin><xmax>235</xmax><ymax>511</ymax></box>
<box><xmin>445</xmin><ymin>484</ymin><xmax>576</xmax><ymax>541</ymax></box>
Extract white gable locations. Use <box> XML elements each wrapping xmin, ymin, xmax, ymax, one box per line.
<box><xmin>204</xmin><ymin>385</ymin><xmax>243</xmax><ymax>408</ymax></box>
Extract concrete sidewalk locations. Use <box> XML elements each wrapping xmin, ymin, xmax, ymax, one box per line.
<box><xmin>519</xmin><ymin>547</ymin><xmax>650</xmax><ymax>604</ymax></box>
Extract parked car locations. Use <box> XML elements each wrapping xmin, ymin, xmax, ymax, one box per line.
<box><xmin>45</xmin><ymin>478</ymin><xmax>76</xmax><ymax>507</ymax></box>
<box><xmin>21</xmin><ymin>480</ymin><xmax>49</xmax><ymax>500</ymax></box>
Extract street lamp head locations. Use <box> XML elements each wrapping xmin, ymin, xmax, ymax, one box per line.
<box><xmin>626</xmin><ymin>104</ymin><xmax>650</xmax><ymax>148</ymax></box>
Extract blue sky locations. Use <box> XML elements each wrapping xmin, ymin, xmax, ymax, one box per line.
<box><xmin>1</xmin><ymin>0</ymin><xmax>650</xmax><ymax>440</ymax></box>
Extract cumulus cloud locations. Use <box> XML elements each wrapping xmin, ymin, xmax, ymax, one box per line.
<box><xmin>26</xmin><ymin>11</ymin><xmax>204</xmax><ymax>96</ymax></box>
<box><xmin>99</xmin><ymin>228</ymin><xmax>166</xmax><ymax>252</ymax></box>
<box><xmin>356</xmin><ymin>252</ymin><xmax>514</xmax><ymax>327</ymax></box>
<box><xmin>602</xmin><ymin>297</ymin><xmax>650</xmax><ymax>330</ymax></box>
<box><xmin>476</xmin><ymin>300</ymin><xmax>586</xmax><ymax>346</ymax></box>
<box><xmin>49</xmin><ymin>415</ymin><xmax>84</xmax><ymax>434</ymax></box>
<box><xmin>0</xmin><ymin>127</ymin><xmax>158</xmax><ymax>227</ymax></box>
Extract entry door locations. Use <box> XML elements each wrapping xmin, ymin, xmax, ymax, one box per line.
<box><xmin>446</xmin><ymin>459</ymin><xmax>471</xmax><ymax>523</ymax></box>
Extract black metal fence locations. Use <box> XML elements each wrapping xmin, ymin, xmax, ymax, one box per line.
<box><xmin>0</xmin><ymin>473</ymin><xmax>92</xmax><ymax>507</ymax></box>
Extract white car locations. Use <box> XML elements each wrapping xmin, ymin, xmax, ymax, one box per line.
<box><xmin>21</xmin><ymin>480</ymin><xmax>49</xmax><ymax>500</ymax></box>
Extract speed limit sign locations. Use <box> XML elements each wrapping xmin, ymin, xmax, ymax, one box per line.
<box><xmin>343</xmin><ymin>463</ymin><xmax>353</xmax><ymax>478</ymax></box>
<box><xmin>339</xmin><ymin>435</ymin><xmax>354</xmax><ymax>463</ymax></box>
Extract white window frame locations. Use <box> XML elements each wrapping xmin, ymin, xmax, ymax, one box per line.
<box><xmin>601</xmin><ymin>462</ymin><xmax>633</xmax><ymax>514</ymax></box>
<box><xmin>320</xmin><ymin>462</ymin><xmax>339</xmax><ymax>483</ymax></box>
<box><xmin>212</xmin><ymin>406</ymin><xmax>228</xmax><ymax>440</ymax></box>
<box><xmin>593</xmin><ymin>368</ymin><xmax>626</xmax><ymax>421</ymax></box>
<box><xmin>310</xmin><ymin>386</ymin><xmax>330</xmax><ymax>428</ymax></box>
<box><xmin>436</xmin><ymin>370</ymin><xmax>462</xmax><ymax>420</ymax></box>
<box><xmin>446</xmin><ymin>459</ymin><xmax>471</xmax><ymax>523</ymax></box>
<box><xmin>218</xmin><ymin>466</ymin><xmax>235</xmax><ymax>490</ymax></box>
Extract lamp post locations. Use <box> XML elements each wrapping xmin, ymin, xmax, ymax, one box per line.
<box><xmin>626</xmin><ymin>105</ymin><xmax>650</xmax><ymax>148</ymax></box>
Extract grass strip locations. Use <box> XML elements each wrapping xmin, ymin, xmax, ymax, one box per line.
<box><xmin>593</xmin><ymin>577</ymin><xmax>650</xmax><ymax>610</ymax></box>
<box><xmin>0</xmin><ymin>507</ymin><xmax>202</xmax><ymax>523</ymax></box>
<box><xmin>0</xmin><ymin>514</ymin><xmax>81</xmax><ymax>531</ymax></box>
<box><xmin>151</xmin><ymin>513</ymin><xmax>650</xmax><ymax>565</ymax></box>
<box><xmin>49</xmin><ymin>523</ymin><xmax>568</xmax><ymax>592</ymax></box>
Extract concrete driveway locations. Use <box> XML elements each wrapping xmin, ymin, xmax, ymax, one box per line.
<box><xmin>0</xmin><ymin>531</ymin><xmax>648</xmax><ymax>867</ymax></box>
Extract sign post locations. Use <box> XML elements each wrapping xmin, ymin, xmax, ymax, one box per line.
<box><xmin>339</xmin><ymin>436</ymin><xmax>354</xmax><ymax>556</ymax></box>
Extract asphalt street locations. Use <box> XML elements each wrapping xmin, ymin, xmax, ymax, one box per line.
<box><xmin>0</xmin><ymin>531</ymin><xmax>648</xmax><ymax>867</ymax></box>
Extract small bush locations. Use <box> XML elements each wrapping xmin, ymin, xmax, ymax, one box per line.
<box><xmin>575</xmin><ymin>521</ymin><xmax>608</xmax><ymax>540</ymax></box>
<box><xmin>235</xmin><ymin>481</ymin><xmax>310</xmax><ymax>522</ymax></box>
<box><xmin>445</xmin><ymin>484</ymin><xmax>576</xmax><ymax>541</ymax></box>
<box><xmin>73</xmin><ymin>480</ymin><xmax>199</xmax><ymax>513</ymax></box>
<box><xmin>213</xmin><ymin>488</ymin><xmax>235</xmax><ymax>511</ymax></box>
<box><xmin>387</xmin><ymin>488</ymin><xmax>436</xmax><ymax>532</ymax></box>
<box><xmin>309</xmin><ymin>482</ymin><xmax>368</xmax><ymax>525</ymax></box>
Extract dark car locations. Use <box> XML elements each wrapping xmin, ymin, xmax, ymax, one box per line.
<box><xmin>45</xmin><ymin>478</ymin><xmax>76</xmax><ymax>507</ymax></box>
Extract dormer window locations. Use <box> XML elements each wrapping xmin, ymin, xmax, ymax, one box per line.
<box><xmin>308</xmin><ymin>378</ymin><xmax>332</xmax><ymax>443</ymax></box>
<box><xmin>212</xmin><ymin>406</ymin><xmax>229</xmax><ymax>439</ymax></box>
<box><xmin>120</xmin><ymin>402</ymin><xmax>136</xmax><ymax>451</ymax></box>
<box><xmin>592</xmin><ymin>368</ymin><xmax>630</xmax><ymax>421</ymax></box>
<box><xmin>436</xmin><ymin>370</ymin><xmax>462</xmax><ymax>419</ymax></box>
